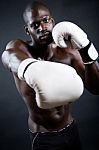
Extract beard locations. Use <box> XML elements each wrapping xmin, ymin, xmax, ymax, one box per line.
<box><xmin>39</xmin><ymin>31</ymin><xmax>53</xmax><ymax>45</ymax></box>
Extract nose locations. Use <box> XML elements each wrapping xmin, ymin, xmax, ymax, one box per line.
<box><xmin>37</xmin><ymin>23</ymin><xmax>47</xmax><ymax>33</ymax></box>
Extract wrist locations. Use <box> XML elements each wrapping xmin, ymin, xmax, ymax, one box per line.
<box><xmin>79</xmin><ymin>41</ymin><xmax>98</xmax><ymax>64</ymax></box>
<box><xmin>18</xmin><ymin>58</ymin><xmax>38</xmax><ymax>80</ymax></box>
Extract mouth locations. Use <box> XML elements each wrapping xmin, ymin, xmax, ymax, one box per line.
<box><xmin>39</xmin><ymin>32</ymin><xmax>50</xmax><ymax>40</ymax></box>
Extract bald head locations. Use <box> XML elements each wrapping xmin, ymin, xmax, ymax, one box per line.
<box><xmin>23</xmin><ymin>1</ymin><xmax>51</xmax><ymax>24</ymax></box>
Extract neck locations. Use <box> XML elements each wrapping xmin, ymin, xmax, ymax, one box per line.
<box><xmin>31</xmin><ymin>43</ymin><xmax>53</xmax><ymax>60</ymax></box>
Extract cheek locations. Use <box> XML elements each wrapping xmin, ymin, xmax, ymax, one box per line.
<box><xmin>30</xmin><ymin>32</ymin><xmax>39</xmax><ymax>41</ymax></box>
<box><xmin>29</xmin><ymin>29</ymin><xmax>37</xmax><ymax>38</ymax></box>
<box><xmin>47</xmin><ymin>24</ymin><xmax>53</xmax><ymax>31</ymax></box>
<box><xmin>29</xmin><ymin>28</ymin><xmax>35</xmax><ymax>34</ymax></box>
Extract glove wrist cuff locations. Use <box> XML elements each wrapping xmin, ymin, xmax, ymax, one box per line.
<box><xmin>79</xmin><ymin>41</ymin><xmax>98</xmax><ymax>64</ymax></box>
<box><xmin>18</xmin><ymin>58</ymin><xmax>38</xmax><ymax>80</ymax></box>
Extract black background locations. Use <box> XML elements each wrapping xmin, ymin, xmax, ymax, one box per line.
<box><xmin>0</xmin><ymin>0</ymin><xmax>99</xmax><ymax>150</ymax></box>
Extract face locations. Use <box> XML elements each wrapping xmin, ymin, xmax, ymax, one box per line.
<box><xmin>25</xmin><ymin>8</ymin><xmax>54</xmax><ymax>45</ymax></box>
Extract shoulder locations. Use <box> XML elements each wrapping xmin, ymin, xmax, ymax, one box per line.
<box><xmin>5</xmin><ymin>39</ymin><xmax>27</xmax><ymax>51</ymax></box>
<box><xmin>1</xmin><ymin>39</ymin><xmax>31</xmax><ymax>72</ymax></box>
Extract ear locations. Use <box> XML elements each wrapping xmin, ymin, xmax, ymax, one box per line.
<box><xmin>24</xmin><ymin>25</ymin><xmax>30</xmax><ymax>35</ymax></box>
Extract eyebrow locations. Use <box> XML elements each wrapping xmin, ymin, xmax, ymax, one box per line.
<box><xmin>31</xmin><ymin>16</ymin><xmax>50</xmax><ymax>23</ymax></box>
<box><xmin>29</xmin><ymin>16</ymin><xmax>52</xmax><ymax>27</ymax></box>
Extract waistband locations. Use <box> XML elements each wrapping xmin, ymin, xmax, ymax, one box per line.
<box><xmin>29</xmin><ymin>119</ymin><xmax>75</xmax><ymax>135</ymax></box>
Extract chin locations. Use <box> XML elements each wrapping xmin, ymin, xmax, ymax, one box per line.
<box><xmin>40</xmin><ymin>38</ymin><xmax>53</xmax><ymax>45</ymax></box>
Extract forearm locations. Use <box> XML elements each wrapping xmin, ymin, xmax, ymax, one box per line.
<box><xmin>52</xmin><ymin>21</ymin><xmax>99</xmax><ymax>94</ymax></box>
<box><xmin>84</xmin><ymin>61</ymin><xmax>99</xmax><ymax>94</ymax></box>
<box><xmin>18</xmin><ymin>58</ymin><xmax>84</xmax><ymax>109</ymax></box>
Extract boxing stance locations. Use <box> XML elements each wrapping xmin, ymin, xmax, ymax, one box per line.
<box><xmin>1</xmin><ymin>1</ymin><xmax>99</xmax><ymax>150</ymax></box>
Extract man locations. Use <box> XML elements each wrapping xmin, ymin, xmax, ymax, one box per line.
<box><xmin>1</xmin><ymin>1</ymin><xmax>99</xmax><ymax>150</ymax></box>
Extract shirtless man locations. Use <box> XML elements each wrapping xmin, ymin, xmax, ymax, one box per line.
<box><xmin>1</xmin><ymin>1</ymin><xmax>99</xmax><ymax>150</ymax></box>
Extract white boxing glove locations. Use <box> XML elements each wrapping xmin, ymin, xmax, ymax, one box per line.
<box><xmin>18</xmin><ymin>58</ymin><xmax>84</xmax><ymax>109</ymax></box>
<box><xmin>52</xmin><ymin>21</ymin><xmax>98</xmax><ymax>64</ymax></box>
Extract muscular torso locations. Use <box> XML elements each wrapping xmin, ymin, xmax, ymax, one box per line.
<box><xmin>10</xmin><ymin>40</ymin><xmax>85</xmax><ymax>132</ymax></box>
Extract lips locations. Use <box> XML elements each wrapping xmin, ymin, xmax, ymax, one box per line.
<box><xmin>39</xmin><ymin>32</ymin><xmax>50</xmax><ymax>40</ymax></box>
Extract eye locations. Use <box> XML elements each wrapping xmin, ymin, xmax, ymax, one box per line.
<box><xmin>31</xmin><ymin>22</ymin><xmax>40</xmax><ymax>29</ymax></box>
<box><xmin>43</xmin><ymin>17</ymin><xmax>50</xmax><ymax>23</ymax></box>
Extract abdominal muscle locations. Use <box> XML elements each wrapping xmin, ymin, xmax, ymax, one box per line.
<box><xmin>14</xmin><ymin>75</ymin><xmax>74</xmax><ymax>133</ymax></box>
<box><xmin>28</xmin><ymin>104</ymin><xmax>73</xmax><ymax>133</ymax></box>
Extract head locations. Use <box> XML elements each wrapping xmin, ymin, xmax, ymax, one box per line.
<box><xmin>23</xmin><ymin>1</ymin><xmax>55</xmax><ymax>45</ymax></box>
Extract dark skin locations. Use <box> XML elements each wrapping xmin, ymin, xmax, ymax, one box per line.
<box><xmin>1</xmin><ymin>5</ymin><xmax>99</xmax><ymax>132</ymax></box>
